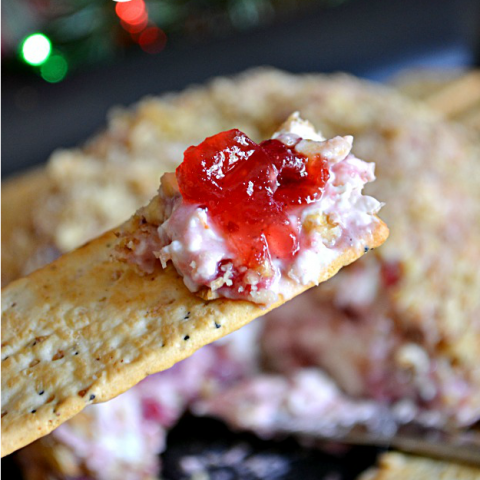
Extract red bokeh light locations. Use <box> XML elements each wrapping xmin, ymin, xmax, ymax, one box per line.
<box><xmin>115</xmin><ymin>0</ymin><xmax>167</xmax><ymax>54</ymax></box>
<box><xmin>120</xmin><ymin>12</ymin><xmax>148</xmax><ymax>34</ymax></box>
<box><xmin>139</xmin><ymin>27</ymin><xmax>167</xmax><ymax>54</ymax></box>
<box><xmin>115</xmin><ymin>0</ymin><xmax>146</xmax><ymax>25</ymax></box>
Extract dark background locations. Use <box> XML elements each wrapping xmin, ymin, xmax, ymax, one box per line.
<box><xmin>3</xmin><ymin>0</ymin><xmax>480</xmax><ymax>178</ymax></box>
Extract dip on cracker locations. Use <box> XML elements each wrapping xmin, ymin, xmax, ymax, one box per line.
<box><xmin>119</xmin><ymin>114</ymin><xmax>384</xmax><ymax>305</ymax></box>
<box><xmin>1</xmin><ymin>114</ymin><xmax>388</xmax><ymax>456</ymax></box>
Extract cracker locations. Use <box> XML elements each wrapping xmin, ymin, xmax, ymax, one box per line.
<box><xmin>391</xmin><ymin>69</ymin><xmax>480</xmax><ymax>134</ymax></box>
<box><xmin>359</xmin><ymin>451</ymin><xmax>480</xmax><ymax>480</ymax></box>
<box><xmin>423</xmin><ymin>70</ymin><xmax>480</xmax><ymax>119</ymax></box>
<box><xmin>1</xmin><ymin>192</ymin><xmax>388</xmax><ymax>456</ymax></box>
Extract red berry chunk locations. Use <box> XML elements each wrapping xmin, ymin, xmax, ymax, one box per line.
<box><xmin>176</xmin><ymin>129</ymin><xmax>329</xmax><ymax>270</ymax></box>
<box><xmin>381</xmin><ymin>260</ymin><xmax>403</xmax><ymax>288</ymax></box>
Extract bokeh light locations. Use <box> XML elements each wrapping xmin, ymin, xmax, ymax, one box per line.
<box><xmin>40</xmin><ymin>55</ymin><xmax>69</xmax><ymax>83</ymax></box>
<box><xmin>21</xmin><ymin>33</ymin><xmax>52</xmax><ymax>66</ymax></box>
<box><xmin>114</xmin><ymin>0</ymin><xmax>167</xmax><ymax>55</ymax></box>
<box><xmin>139</xmin><ymin>27</ymin><xmax>167</xmax><ymax>54</ymax></box>
<box><xmin>116</xmin><ymin>0</ymin><xmax>146</xmax><ymax>25</ymax></box>
<box><xmin>121</xmin><ymin>12</ymin><xmax>148</xmax><ymax>34</ymax></box>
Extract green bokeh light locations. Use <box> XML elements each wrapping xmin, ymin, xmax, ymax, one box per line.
<box><xmin>40</xmin><ymin>55</ymin><xmax>69</xmax><ymax>83</ymax></box>
<box><xmin>21</xmin><ymin>33</ymin><xmax>52</xmax><ymax>66</ymax></box>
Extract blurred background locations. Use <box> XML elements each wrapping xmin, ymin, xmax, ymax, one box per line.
<box><xmin>2</xmin><ymin>0</ymin><xmax>480</xmax><ymax>177</ymax></box>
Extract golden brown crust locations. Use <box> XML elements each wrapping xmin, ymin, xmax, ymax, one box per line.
<box><xmin>1</xmin><ymin>191</ymin><xmax>388</xmax><ymax>456</ymax></box>
<box><xmin>359</xmin><ymin>452</ymin><xmax>480</xmax><ymax>480</ymax></box>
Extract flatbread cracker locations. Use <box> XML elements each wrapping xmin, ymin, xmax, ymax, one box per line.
<box><xmin>359</xmin><ymin>451</ymin><xmax>480</xmax><ymax>480</ymax></box>
<box><xmin>1</xmin><ymin>186</ymin><xmax>388</xmax><ymax>456</ymax></box>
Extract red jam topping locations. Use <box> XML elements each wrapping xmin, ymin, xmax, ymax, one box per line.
<box><xmin>176</xmin><ymin>129</ymin><xmax>329</xmax><ymax>271</ymax></box>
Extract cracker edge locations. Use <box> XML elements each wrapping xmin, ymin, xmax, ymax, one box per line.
<box><xmin>1</xmin><ymin>218</ymin><xmax>388</xmax><ymax>457</ymax></box>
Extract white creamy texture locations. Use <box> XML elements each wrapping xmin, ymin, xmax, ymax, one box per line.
<box><xmin>156</xmin><ymin>113</ymin><xmax>382</xmax><ymax>303</ymax></box>
<box><xmin>194</xmin><ymin>368</ymin><xmax>395</xmax><ymax>438</ymax></box>
<box><xmin>53</xmin><ymin>388</ymin><xmax>163</xmax><ymax>480</ymax></box>
<box><xmin>157</xmin><ymin>204</ymin><xmax>233</xmax><ymax>292</ymax></box>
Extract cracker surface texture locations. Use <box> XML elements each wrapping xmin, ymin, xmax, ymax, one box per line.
<box><xmin>1</xmin><ymin>194</ymin><xmax>388</xmax><ymax>456</ymax></box>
